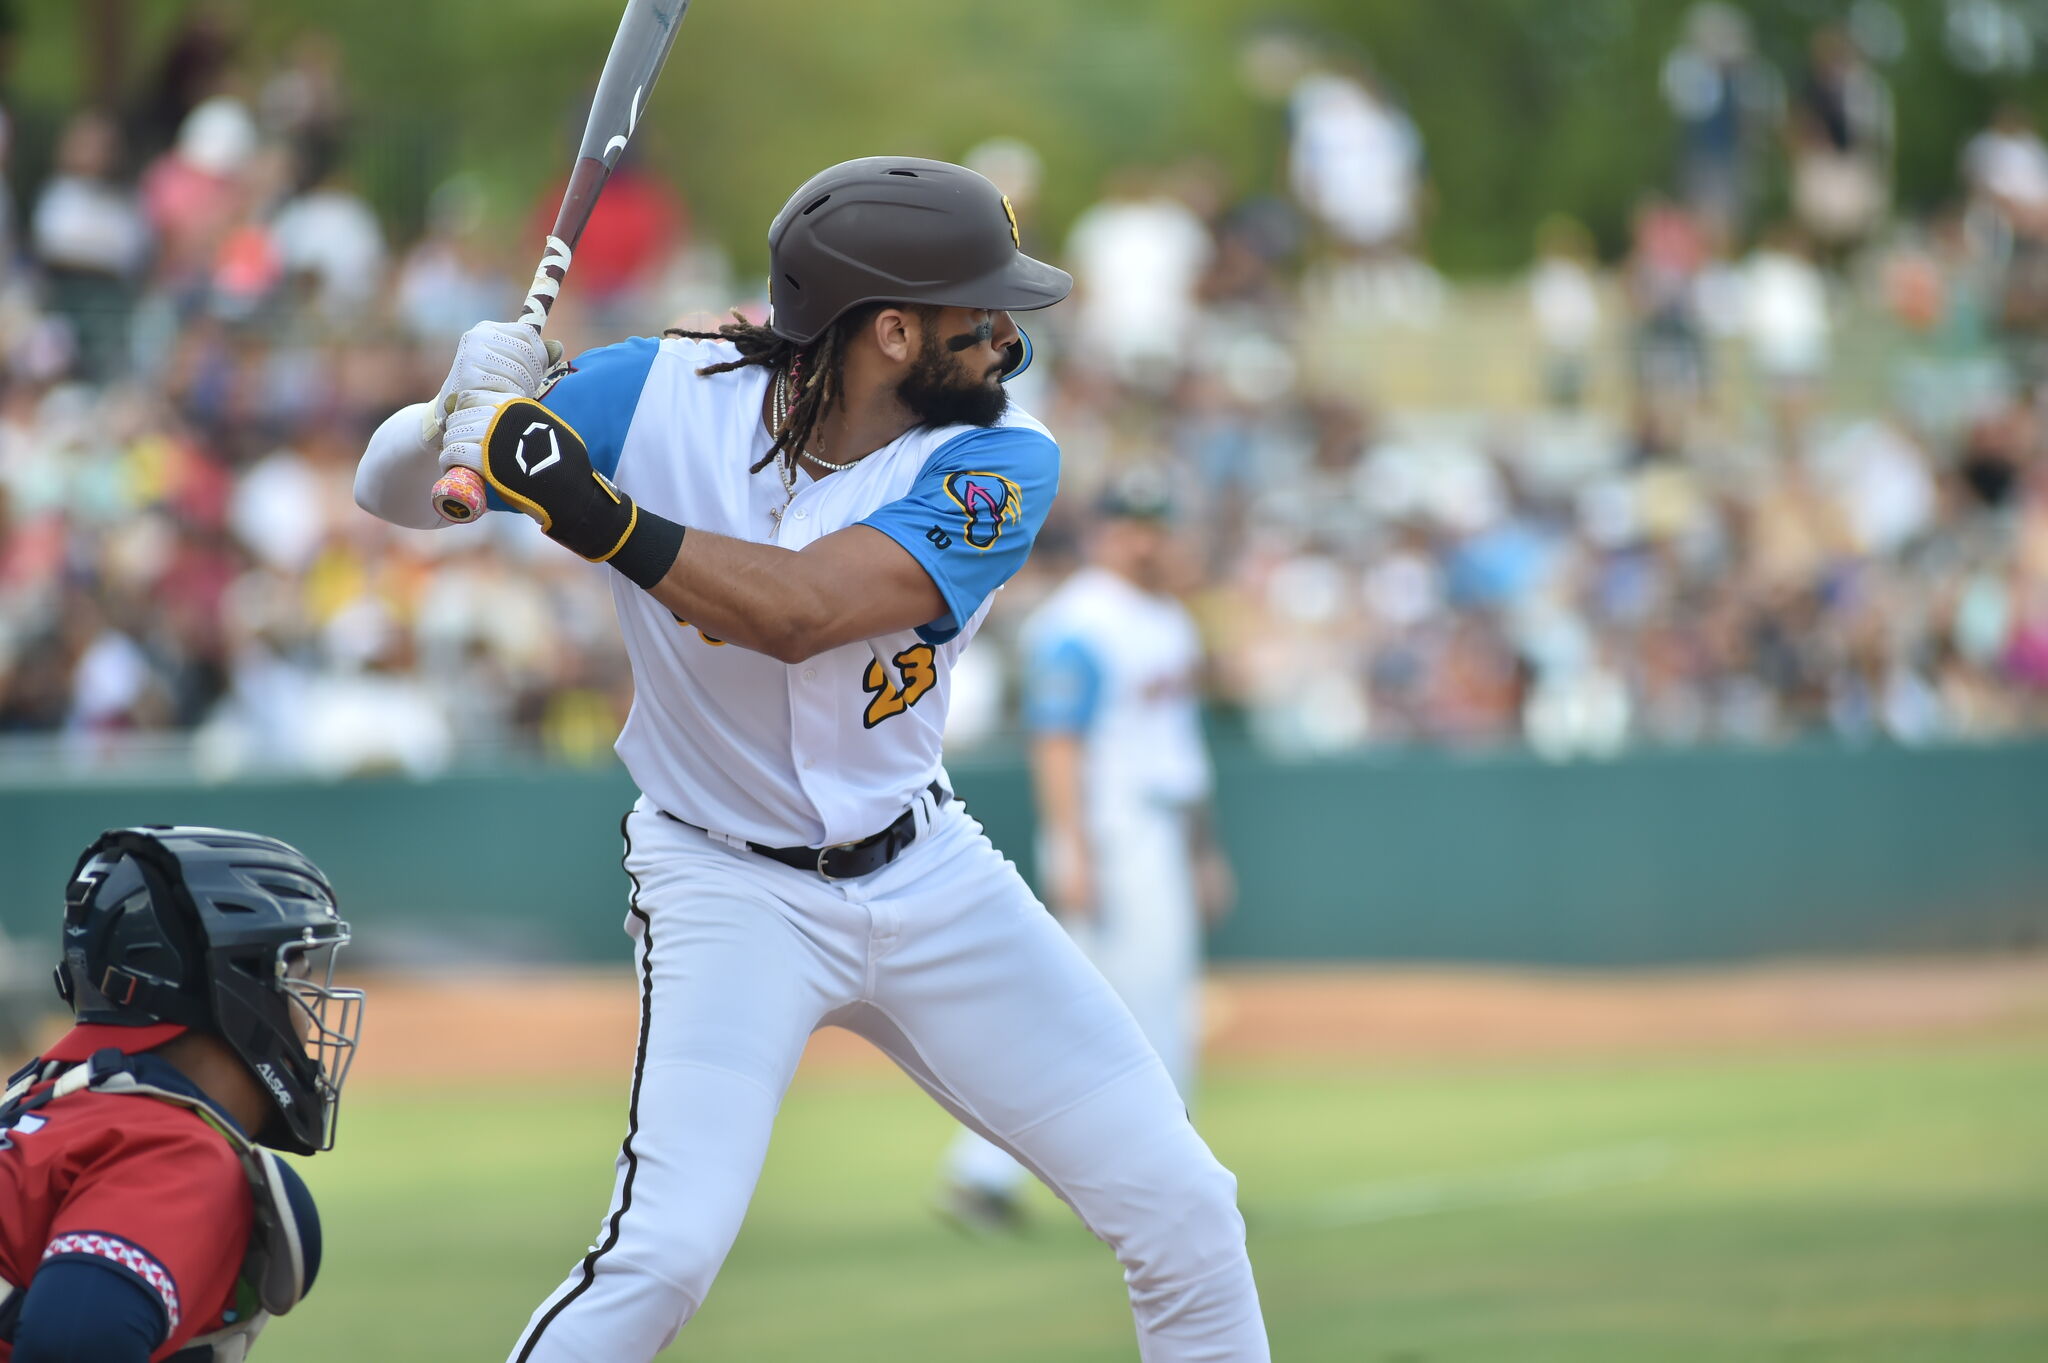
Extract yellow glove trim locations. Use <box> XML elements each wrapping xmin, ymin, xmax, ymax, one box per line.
<box><xmin>477</xmin><ymin>400</ymin><xmax>558</xmax><ymax>533</ymax></box>
<box><xmin>588</xmin><ymin>498</ymin><xmax>639</xmax><ymax>565</ymax></box>
<box><xmin>478</xmin><ymin>395</ymin><xmax>602</xmax><ymax>538</ymax></box>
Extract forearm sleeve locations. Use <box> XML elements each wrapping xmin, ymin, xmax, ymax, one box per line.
<box><xmin>10</xmin><ymin>1258</ymin><xmax>163</xmax><ymax>1363</ymax></box>
<box><xmin>354</xmin><ymin>402</ymin><xmax>450</xmax><ymax>532</ymax></box>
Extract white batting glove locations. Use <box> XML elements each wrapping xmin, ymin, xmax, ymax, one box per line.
<box><xmin>421</xmin><ymin>322</ymin><xmax>566</xmax><ymax>445</ymax></box>
<box><xmin>437</xmin><ymin>391</ymin><xmax>521</xmax><ymax>476</ymax></box>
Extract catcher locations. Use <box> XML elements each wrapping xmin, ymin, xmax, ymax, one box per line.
<box><xmin>0</xmin><ymin>826</ymin><xmax>364</xmax><ymax>1362</ymax></box>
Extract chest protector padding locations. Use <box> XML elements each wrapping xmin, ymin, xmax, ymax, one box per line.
<box><xmin>0</xmin><ymin>1052</ymin><xmax>317</xmax><ymax>1359</ymax></box>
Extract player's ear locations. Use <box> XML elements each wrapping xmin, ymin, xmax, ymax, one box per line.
<box><xmin>870</xmin><ymin>306</ymin><xmax>918</xmax><ymax>365</ymax></box>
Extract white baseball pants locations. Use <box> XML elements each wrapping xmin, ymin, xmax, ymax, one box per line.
<box><xmin>948</xmin><ymin>801</ymin><xmax>1203</xmax><ymax>1196</ymax></box>
<box><xmin>506</xmin><ymin>795</ymin><xmax>1269</xmax><ymax>1363</ymax></box>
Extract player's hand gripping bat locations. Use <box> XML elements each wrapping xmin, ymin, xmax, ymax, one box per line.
<box><xmin>431</xmin><ymin>0</ymin><xmax>693</xmax><ymax>523</ymax></box>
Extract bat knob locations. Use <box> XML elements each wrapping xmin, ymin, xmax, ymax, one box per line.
<box><xmin>433</xmin><ymin>466</ymin><xmax>489</xmax><ymax>523</ymax></box>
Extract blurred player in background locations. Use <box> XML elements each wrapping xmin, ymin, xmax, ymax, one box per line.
<box><xmin>0</xmin><ymin>826</ymin><xmax>363</xmax><ymax>1362</ymax></box>
<box><xmin>942</xmin><ymin>474</ymin><xmax>1233</xmax><ymax>1229</ymax></box>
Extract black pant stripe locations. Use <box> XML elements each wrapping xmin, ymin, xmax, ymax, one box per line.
<box><xmin>514</xmin><ymin>810</ymin><xmax>656</xmax><ymax>1362</ymax></box>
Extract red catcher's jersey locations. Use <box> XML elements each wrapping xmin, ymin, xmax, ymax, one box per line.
<box><xmin>0</xmin><ymin>1083</ymin><xmax>252</xmax><ymax>1360</ymax></box>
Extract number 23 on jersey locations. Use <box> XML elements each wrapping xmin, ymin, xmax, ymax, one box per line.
<box><xmin>675</xmin><ymin>616</ymin><xmax>935</xmax><ymax>730</ymax></box>
<box><xmin>863</xmin><ymin>645</ymin><xmax>936</xmax><ymax>728</ymax></box>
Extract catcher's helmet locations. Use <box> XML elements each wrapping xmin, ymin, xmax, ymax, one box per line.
<box><xmin>766</xmin><ymin>156</ymin><xmax>1073</xmax><ymax>345</ymax></box>
<box><xmin>58</xmin><ymin>826</ymin><xmax>364</xmax><ymax>1155</ymax></box>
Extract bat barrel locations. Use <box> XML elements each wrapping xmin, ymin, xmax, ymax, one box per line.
<box><xmin>427</xmin><ymin>0</ymin><xmax>690</xmax><ymax>527</ymax></box>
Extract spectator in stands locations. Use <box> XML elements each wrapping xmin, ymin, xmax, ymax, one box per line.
<box><xmin>395</xmin><ymin>176</ymin><xmax>512</xmax><ymax>346</ymax></box>
<box><xmin>1785</xmin><ymin>24</ymin><xmax>1893</xmax><ymax>261</ymax></box>
<box><xmin>31</xmin><ymin>111</ymin><xmax>149</xmax><ymax>381</ymax></box>
<box><xmin>1626</xmin><ymin>197</ymin><xmax>1713</xmax><ymax>447</ymax></box>
<box><xmin>1964</xmin><ymin>103</ymin><xmax>2048</xmax><ymax>236</ymax></box>
<box><xmin>1661</xmin><ymin>2</ymin><xmax>1779</xmax><ymax>243</ymax></box>
<box><xmin>1287</xmin><ymin>60</ymin><xmax>1433</xmax><ymax>322</ymax></box>
<box><xmin>1739</xmin><ymin>223</ymin><xmax>1831</xmax><ymax>453</ymax></box>
<box><xmin>270</xmin><ymin>157</ymin><xmax>387</xmax><ymax>326</ymax></box>
<box><xmin>1528</xmin><ymin>217</ymin><xmax>1602</xmax><ymax>410</ymax></box>
<box><xmin>1287</xmin><ymin>61</ymin><xmax>1421</xmax><ymax>258</ymax></box>
<box><xmin>1963</xmin><ymin>103</ymin><xmax>2048</xmax><ymax>336</ymax></box>
<box><xmin>140</xmin><ymin>94</ymin><xmax>258</xmax><ymax>295</ymax></box>
<box><xmin>1064</xmin><ymin>167</ymin><xmax>1214</xmax><ymax>392</ymax></box>
<box><xmin>259</xmin><ymin>30</ymin><xmax>351</xmax><ymax>196</ymax></box>
<box><xmin>63</xmin><ymin>590</ymin><xmax>169</xmax><ymax>750</ymax></box>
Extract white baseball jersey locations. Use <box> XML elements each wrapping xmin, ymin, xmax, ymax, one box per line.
<box><xmin>521</xmin><ymin>335</ymin><xmax>1059</xmax><ymax>847</ymax></box>
<box><xmin>1022</xmin><ymin>566</ymin><xmax>1211</xmax><ymax>814</ymax></box>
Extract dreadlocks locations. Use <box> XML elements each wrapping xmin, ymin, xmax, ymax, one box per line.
<box><xmin>666</xmin><ymin>302</ymin><xmax>921</xmax><ymax>474</ymax></box>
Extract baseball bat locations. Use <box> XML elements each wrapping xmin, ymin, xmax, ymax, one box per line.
<box><xmin>431</xmin><ymin>0</ymin><xmax>693</xmax><ymax>523</ymax></box>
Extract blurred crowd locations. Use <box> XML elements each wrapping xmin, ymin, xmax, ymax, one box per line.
<box><xmin>3</xmin><ymin>5</ymin><xmax>2048</xmax><ymax>777</ymax></box>
<box><xmin>0</xmin><ymin>16</ymin><xmax>715</xmax><ymax>777</ymax></box>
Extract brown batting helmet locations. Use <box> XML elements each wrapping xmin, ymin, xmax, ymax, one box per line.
<box><xmin>766</xmin><ymin>156</ymin><xmax>1073</xmax><ymax>344</ymax></box>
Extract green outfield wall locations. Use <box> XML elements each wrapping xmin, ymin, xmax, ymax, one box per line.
<box><xmin>3</xmin><ymin>740</ymin><xmax>2044</xmax><ymax>968</ymax></box>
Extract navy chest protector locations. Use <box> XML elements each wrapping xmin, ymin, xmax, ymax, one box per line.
<box><xmin>0</xmin><ymin>1051</ymin><xmax>318</xmax><ymax>1358</ymax></box>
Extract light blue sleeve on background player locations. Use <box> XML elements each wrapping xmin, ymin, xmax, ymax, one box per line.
<box><xmin>862</xmin><ymin>424</ymin><xmax>1061</xmax><ymax>644</ymax></box>
<box><xmin>482</xmin><ymin>335</ymin><xmax>662</xmax><ymax>513</ymax></box>
<box><xmin>1025</xmin><ymin>634</ymin><xmax>1104</xmax><ymax>734</ymax></box>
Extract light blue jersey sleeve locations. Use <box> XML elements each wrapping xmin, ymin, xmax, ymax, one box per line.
<box><xmin>1024</xmin><ymin>633</ymin><xmax>1104</xmax><ymax>734</ymax></box>
<box><xmin>482</xmin><ymin>335</ymin><xmax>661</xmax><ymax>513</ymax></box>
<box><xmin>860</xmin><ymin>423</ymin><xmax>1061</xmax><ymax>645</ymax></box>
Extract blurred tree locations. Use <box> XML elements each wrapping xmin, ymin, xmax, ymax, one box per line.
<box><xmin>80</xmin><ymin>0</ymin><xmax>126</xmax><ymax>111</ymax></box>
<box><xmin>5</xmin><ymin>0</ymin><xmax>2046</xmax><ymax>278</ymax></box>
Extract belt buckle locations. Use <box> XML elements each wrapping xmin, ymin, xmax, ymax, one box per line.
<box><xmin>815</xmin><ymin>839</ymin><xmax>865</xmax><ymax>881</ymax></box>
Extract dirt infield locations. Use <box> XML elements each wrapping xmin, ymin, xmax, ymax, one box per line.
<box><xmin>341</xmin><ymin>956</ymin><xmax>2048</xmax><ymax>1085</ymax></box>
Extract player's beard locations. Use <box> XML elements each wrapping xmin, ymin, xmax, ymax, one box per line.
<box><xmin>897</xmin><ymin>331</ymin><xmax>1008</xmax><ymax>429</ymax></box>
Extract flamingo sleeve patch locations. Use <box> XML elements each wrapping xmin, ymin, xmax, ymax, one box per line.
<box><xmin>860</xmin><ymin>423</ymin><xmax>1061</xmax><ymax>646</ymax></box>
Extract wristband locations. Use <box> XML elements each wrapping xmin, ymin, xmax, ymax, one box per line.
<box><xmin>607</xmin><ymin>510</ymin><xmax>685</xmax><ymax>590</ymax></box>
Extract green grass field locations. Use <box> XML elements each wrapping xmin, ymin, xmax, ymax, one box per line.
<box><xmin>262</xmin><ymin>1031</ymin><xmax>2048</xmax><ymax>1362</ymax></box>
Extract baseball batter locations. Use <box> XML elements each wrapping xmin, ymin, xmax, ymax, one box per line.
<box><xmin>355</xmin><ymin>158</ymin><xmax>1269</xmax><ymax>1361</ymax></box>
<box><xmin>942</xmin><ymin>478</ymin><xmax>1229</xmax><ymax>1226</ymax></box>
<box><xmin>0</xmin><ymin>826</ymin><xmax>363</xmax><ymax>1363</ymax></box>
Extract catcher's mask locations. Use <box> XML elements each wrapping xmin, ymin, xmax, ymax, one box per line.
<box><xmin>59</xmin><ymin>826</ymin><xmax>365</xmax><ymax>1154</ymax></box>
